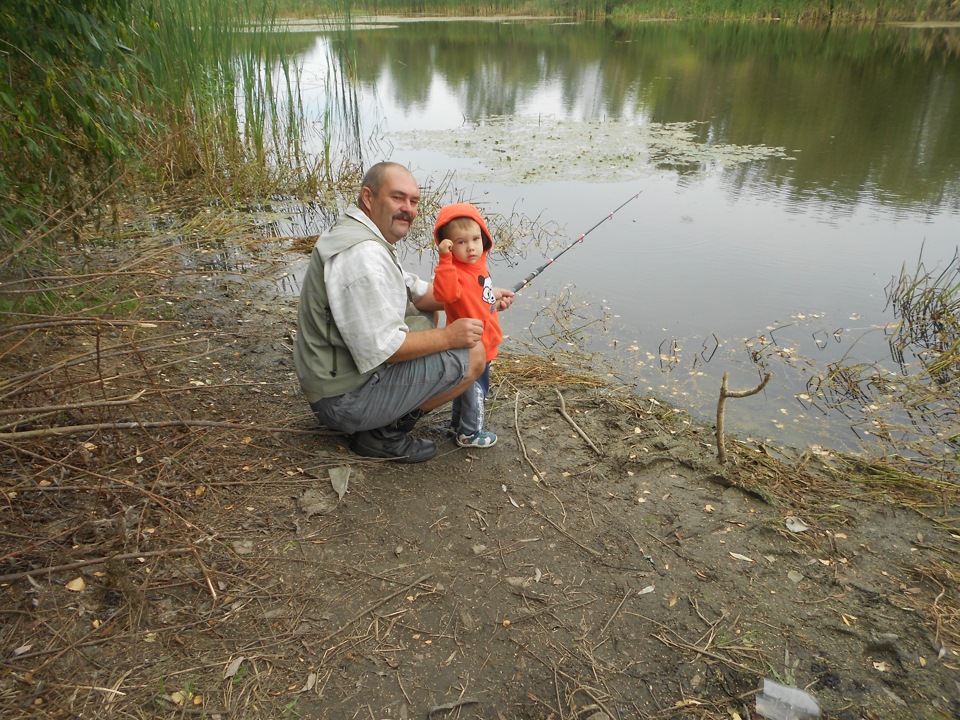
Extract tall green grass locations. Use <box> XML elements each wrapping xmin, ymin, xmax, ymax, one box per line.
<box><xmin>0</xmin><ymin>0</ymin><xmax>351</xmax><ymax>270</ymax></box>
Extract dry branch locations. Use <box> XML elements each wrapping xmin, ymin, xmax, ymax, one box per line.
<box><xmin>515</xmin><ymin>391</ymin><xmax>546</xmax><ymax>483</ymax></box>
<box><xmin>0</xmin><ymin>390</ymin><xmax>146</xmax><ymax>418</ymax></box>
<box><xmin>535</xmin><ymin>510</ymin><xmax>602</xmax><ymax>558</ymax></box>
<box><xmin>0</xmin><ymin>548</ymin><xmax>193</xmax><ymax>584</ymax></box>
<box><xmin>0</xmin><ymin>334</ymin><xmax>213</xmax><ymax>396</ymax></box>
<box><xmin>318</xmin><ymin>573</ymin><xmax>433</xmax><ymax>644</ymax></box>
<box><xmin>0</xmin><ymin>419</ymin><xmax>331</xmax><ymax>441</ymax></box>
<box><xmin>716</xmin><ymin>371</ymin><xmax>772</xmax><ymax>464</ymax></box>
<box><xmin>0</xmin><ymin>319</ymin><xmax>164</xmax><ymax>333</ymax></box>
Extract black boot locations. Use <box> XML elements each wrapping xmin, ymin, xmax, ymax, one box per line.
<box><xmin>350</xmin><ymin>425</ymin><xmax>436</xmax><ymax>463</ymax></box>
<box><xmin>393</xmin><ymin>408</ymin><xmax>427</xmax><ymax>433</ymax></box>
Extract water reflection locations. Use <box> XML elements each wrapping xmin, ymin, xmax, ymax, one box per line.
<box><xmin>298</xmin><ymin>20</ymin><xmax>960</xmax><ymax>214</ymax></box>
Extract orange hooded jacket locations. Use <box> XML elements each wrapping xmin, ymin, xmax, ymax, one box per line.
<box><xmin>433</xmin><ymin>203</ymin><xmax>503</xmax><ymax>363</ymax></box>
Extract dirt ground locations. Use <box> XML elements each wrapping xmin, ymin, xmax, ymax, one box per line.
<box><xmin>1</xmin><ymin>205</ymin><xmax>958</xmax><ymax>719</ymax></box>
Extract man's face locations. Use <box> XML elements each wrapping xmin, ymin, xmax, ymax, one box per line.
<box><xmin>360</xmin><ymin>167</ymin><xmax>420</xmax><ymax>244</ymax></box>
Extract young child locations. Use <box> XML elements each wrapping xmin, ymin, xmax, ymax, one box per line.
<box><xmin>433</xmin><ymin>203</ymin><xmax>514</xmax><ymax>448</ymax></box>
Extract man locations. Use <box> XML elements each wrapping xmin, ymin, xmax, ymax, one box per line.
<box><xmin>294</xmin><ymin>162</ymin><xmax>510</xmax><ymax>463</ymax></box>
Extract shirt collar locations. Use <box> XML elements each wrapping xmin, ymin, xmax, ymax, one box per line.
<box><xmin>345</xmin><ymin>205</ymin><xmax>387</xmax><ymax>243</ymax></box>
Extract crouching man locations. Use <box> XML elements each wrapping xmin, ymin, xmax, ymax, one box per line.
<box><xmin>294</xmin><ymin>162</ymin><xmax>488</xmax><ymax>463</ymax></box>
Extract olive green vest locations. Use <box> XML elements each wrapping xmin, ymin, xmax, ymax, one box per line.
<box><xmin>293</xmin><ymin>212</ymin><xmax>429</xmax><ymax>402</ymax></box>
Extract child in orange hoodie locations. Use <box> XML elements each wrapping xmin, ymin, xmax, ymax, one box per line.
<box><xmin>433</xmin><ymin>203</ymin><xmax>514</xmax><ymax>447</ymax></box>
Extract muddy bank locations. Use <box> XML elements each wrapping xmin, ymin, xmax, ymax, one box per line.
<box><xmin>0</xmin><ymin>206</ymin><xmax>957</xmax><ymax>719</ymax></box>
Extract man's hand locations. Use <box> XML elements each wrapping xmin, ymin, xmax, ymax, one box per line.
<box><xmin>386</xmin><ymin>317</ymin><xmax>483</xmax><ymax>363</ymax></box>
<box><xmin>438</xmin><ymin>239</ymin><xmax>453</xmax><ymax>254</ymax></box>
<box><xmin>446</xmin><ymin>317</ymin><xmax>484</xmax><ymax>348</ymax></box>
<box><xmin>494</xmin><ymin>288</ymin><xmax>515</xmax><ymax>312</ymax></box>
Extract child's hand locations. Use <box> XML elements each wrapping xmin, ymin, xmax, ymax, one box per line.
<box><xmin>494</xmin><ymin>288</ymin><xmax>515</xmax><ymax>311</ymax></box>
<box><xmin>438</xmin><ymin>239</ymin><xmax>453</xmax><ymax>254</ymax></box>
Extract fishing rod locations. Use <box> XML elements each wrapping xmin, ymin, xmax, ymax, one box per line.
<box><xmin>510</xmin><ymin>178</ymin><xmax>659</xmax><ymax>294</ymax></box>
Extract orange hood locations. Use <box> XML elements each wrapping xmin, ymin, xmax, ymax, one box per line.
<box><xmin>433</xmin><ymin>203</ymin><xmax>493</xmax><ymax>252</ymax></box>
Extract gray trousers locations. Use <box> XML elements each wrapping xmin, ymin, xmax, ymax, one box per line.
<box><xmin>310</xmin><ymin>348</ymin><xmax>470</xmax><ymax>434</ymax></box>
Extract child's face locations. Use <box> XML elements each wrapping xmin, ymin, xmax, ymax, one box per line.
<box><xmin>446</xmin><ymin>219</ymin><xmax>484</xmax><ymax>264</ymax></box>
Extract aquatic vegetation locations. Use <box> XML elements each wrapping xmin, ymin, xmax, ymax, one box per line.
<box><xmin>778</xmin><ymin>252</ymin><xmax>960</xmax><ymax>474</ymax></box>
<box><xmin>392</xmin><ymin>116</ymin><xmax>792</xmax><ymax>183</ymax></box>
<box><xmin>887</xmin><ymin>248</ymin><xmax>960</xmax><ymax>384</ymax></box>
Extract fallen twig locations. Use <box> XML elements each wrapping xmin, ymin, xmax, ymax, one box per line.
<box><xmin>644</xmin><ymin>529</ymin><xmax>693</xmax><ymax>562</ymax></box>
<box><xmin>635</xmin><ymin>613</ymin><xmax>762</xmax><ymax>675</ymax></box>
<box><xmin>0</xmin><ymin>270</ymin><xmax>172</xmax><ymax>288</ymax></box>
<box><xmin>426</xmin><ymin>698</ymin><xmax>480</xmax><ymax>719</ymax></box>
<box><xmin>0</xmin><ymin>390</ymin><xmax>146</xmax><ymax>418</ymax></box>
<box><xmin>556</xmin><ymin>389</ymin><xmax>602</xmax><ymax>455</ymax></box>
<box><xmin>515</xmin><ymin>391</ymin><xmax>546</xmax><ymax>484</ymax></box>
<box><xmin>0</xmin><ymin>334</ymin><xmax>212</xmax><ymax>395</ymax></box>
<box><xmin>0</xmin><ymin>440</ymin><xmax>202</xmax><ymax>531</ymax></box>
<box><xmin>598</xmin><ymin>587</ymin><xmax>630</xmax><ymax>637</ymax></box>
<box><xmin>535</xmin><ymin>510</ymin><xmax>602</xmax><ymax>558</ymax></box>
<box><xmin>319</xmin><ymin>573</ymin><xmax>433</xmax><ymax>644</ymax></box>
<box><xmin>652</xmin><ymin>631</ymin><xmax>761</xmax><ymax>675</ymax></box>
<box><xmin>0</xmin><ymin>318</ymin><xmax>167</xmax><ymax>334</ymax></box>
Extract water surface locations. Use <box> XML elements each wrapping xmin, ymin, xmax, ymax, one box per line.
<box><xmin>279</xmin><ymin>19</ymin><xmax>960</xmax><ymax>455</ymax></box>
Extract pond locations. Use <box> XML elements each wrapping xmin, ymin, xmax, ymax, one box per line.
<box><xmin>274</xmin><ymin>18</ymin><xmax>960</xmax><ymax>458</ymax></box>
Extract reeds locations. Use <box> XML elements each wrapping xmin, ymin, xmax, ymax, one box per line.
<box><xmin>798</xmin><ymin>252</ymin><xmax>960</xmax><ymax>483</ymax></box>
<box><xmin>139</xmin><ymin>0</ymin><xmax>334</xmax><ymax>196</ymax></box>
<box><xmin>1</xmin><ymin>0</ymin><xmax>367</xmax><ymax>269</ymax></box>
<box><xmin>888</xmin><ymin>249</ymin><xmax>960</xmax><ymax>383</ymax></box>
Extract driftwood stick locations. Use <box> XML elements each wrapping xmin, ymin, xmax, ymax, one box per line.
<box><xmin>555</xmin><ymin>389</ymin><xmax>602</xmax><ymax>455</ymax></box>
<box><xmin>716</xmin><ymin>371</ymin><xmax>772</xmax><ymax>464</ymax></box>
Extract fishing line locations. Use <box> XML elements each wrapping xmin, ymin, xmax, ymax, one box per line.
<box><xmin>510</xmin><ymin>177</ymin><xmax>660</xmax><ymax>294</ymax></box>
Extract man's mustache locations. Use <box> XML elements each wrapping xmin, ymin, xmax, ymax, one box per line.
<box><xmin>393</xmin><ymin>212</ymin><xmax>414</xmax><ymax>222</ymax></box>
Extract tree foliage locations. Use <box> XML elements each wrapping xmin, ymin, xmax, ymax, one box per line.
<box><xmin>0</xmin><ymin>0</ymin><xmax>152</xmax><ymax>261</ymax></box>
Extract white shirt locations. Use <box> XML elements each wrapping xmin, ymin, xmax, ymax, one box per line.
<box><xmin>324</xmin><ymin>208</ymin><xmax>429</xmax><ymax>373</ymax></box>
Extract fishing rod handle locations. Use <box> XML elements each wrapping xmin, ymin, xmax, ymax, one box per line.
<box><xmin>512</xmin><ymin>270</ymin><xmax>539</xmax><ymax>293</ymax></box>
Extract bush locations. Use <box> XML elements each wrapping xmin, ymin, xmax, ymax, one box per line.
<box><xmin>0</xmin><ymin>0</ymin><xmax>152</xmax><ymax>264</ymax></box>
